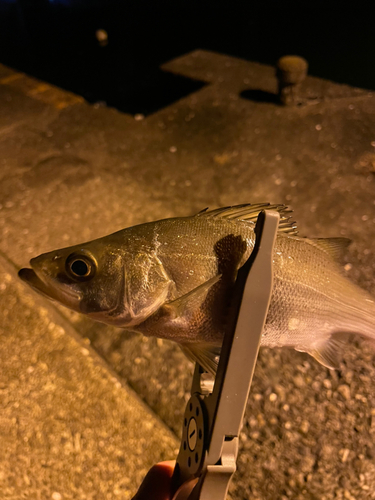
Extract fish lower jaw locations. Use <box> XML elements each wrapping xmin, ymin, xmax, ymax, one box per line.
<box><xmin>27</xmin><ymin>266</ymin><xmax>81</xmax><ymax>308</ymax></box>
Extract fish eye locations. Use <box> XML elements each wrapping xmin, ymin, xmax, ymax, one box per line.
<box><xmin>66</xmin><ymin>253</ymin><xmax>96</xmax><ymax>281</ymax></box>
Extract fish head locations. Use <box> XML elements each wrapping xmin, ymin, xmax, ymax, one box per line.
<box><xmin>18</xmin><ymin>240</ymin><xmax>123</xmax><ymax>316</ymax></box>
<box><xmin>18</xmin><ymin>237</ymin><xmax>173</xmax><ymax>327</ymax></box>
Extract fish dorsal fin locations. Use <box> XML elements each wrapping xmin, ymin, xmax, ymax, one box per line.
<box><xmin>196</xmin><ymin>207</ymin><xmax>209</xmax><ymax>215</ymax></box>
<box><xmin>309</xmin><ymin>237</ymin><xmax>352</xmax><ymax>261</ymax></box>
<box><xmin>306</xmin><ymin>333</ymin><xmax>350</xmax><ymax>369</ymax></box>
<box><xmin>180</xmin><ymin>342</ymin><xmax>221</xmax><ymax>375</ymax></box>
<box><xmin>196</xmin><ymin>203</ymin><xmax>298</xmax><ymax>235</ymax></box>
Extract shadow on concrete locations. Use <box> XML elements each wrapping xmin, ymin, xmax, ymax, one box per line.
<box><xmin>240</xmin><ymin>89</ymin><xmax>279</xmax><ymax>105</ymax></box>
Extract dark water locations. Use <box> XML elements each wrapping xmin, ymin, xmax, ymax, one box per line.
<box><xmin>0</xmin><ymin>1</ymin><xmax>373</xmax><ymax>115</ymax></box>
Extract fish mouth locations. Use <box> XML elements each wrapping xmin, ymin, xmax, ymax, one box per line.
<box><xmin>18</xmin><ymin>266</ymin><xmax>81</xmax><ymax>307</ymax></box>
<box><xmin>18</xmin><ymin>267</ymin><xmax>53</xmax><ymax>297</ymax></box>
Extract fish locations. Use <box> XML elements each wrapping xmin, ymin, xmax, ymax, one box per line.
<box><xmin>18</xmin><ymin>203</ymin><xmax>375</xmax><ymax>374</ymax></box>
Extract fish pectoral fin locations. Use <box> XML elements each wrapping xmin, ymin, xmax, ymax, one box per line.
<box><xmin>162</xmin><ymin>274</ymin><xmax>222</xmax><ymax>319</ymax></box>
<box><xmin>307</xmin><ymin>333</ymin><xmax>350</xmax><ymax>369</ymax></box>
<box><xmin>180</xmin><ymin>342</ymin><xmax>221</xmax><ymax>375</ymax></box>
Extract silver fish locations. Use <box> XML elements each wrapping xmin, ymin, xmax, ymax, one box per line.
<box><xmin>18</xmin><ymin>204</ymin><xmax>375</xmax><ymax>373</ymax></box>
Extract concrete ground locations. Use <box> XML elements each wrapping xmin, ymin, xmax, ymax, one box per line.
<box><xmin>0</xmin><ymin>50</ymin><xmax>375</xmax><ymax>499</ymax></box>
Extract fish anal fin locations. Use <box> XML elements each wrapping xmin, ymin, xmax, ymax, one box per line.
<box><xmin>307</xmin><ymin>333</ymin><xmax>349</xmax><ymax>369</ymax></box>
<box><xmin>310</xmin><ymin>238</ymin><xmax>352</xmax><ymax>262</ymax></box>
<box><xmin>163</xmin><ymin>275</ymin><xmax>221</xmax><ymax>319</ymax></box>
<box><xmin>181</xmin><ymin>343</ymin><xmax>221</xmax><ymax>375</ymax></box>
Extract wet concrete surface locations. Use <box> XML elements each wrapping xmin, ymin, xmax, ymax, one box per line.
<box><xmin>0</xmin><ymin>50</ymin><xmax>375</xmax><ymax>499</ymax></box>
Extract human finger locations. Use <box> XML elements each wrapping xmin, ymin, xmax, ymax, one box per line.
<box><xmin>132</xmin><ymin>461</ymin><xmax>176</xmax><ymax>500</ymax></box>
<box><xmin>171</xmin><ymin>478</ymin><xmax>198</xmax><ymax>500</ymax></box>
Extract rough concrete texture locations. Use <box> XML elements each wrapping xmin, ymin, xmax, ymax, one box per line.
<box><xmin>0</xmin><ymin>50</ymin><xmax>375</xmax><ymax>499</ymax></box>
<box><xmin>0</xmin><ymin>254</ymin><xmax>178</xmax><ymax>499</ymax></box>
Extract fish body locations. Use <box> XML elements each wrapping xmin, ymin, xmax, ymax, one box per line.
<box><xmin>19</xmin><ymin>204</ymin><xmax>375</xmax><ymax>372</ymax></box>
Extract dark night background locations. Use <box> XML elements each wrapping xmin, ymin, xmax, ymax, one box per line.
<box><xmin>0</xmin><ymin>0</ymin><xmax>374</xmax><ymax>115</ymax></box>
